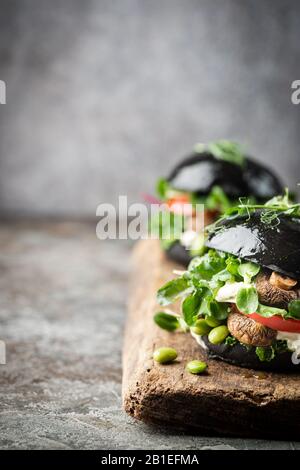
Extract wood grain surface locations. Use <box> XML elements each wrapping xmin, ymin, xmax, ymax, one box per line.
<box><xmin>123</xmin><ymin>240</ymin><xmax>300</xmax><ymax>438</ymax></box>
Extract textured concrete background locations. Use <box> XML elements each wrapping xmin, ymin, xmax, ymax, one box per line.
<box><xmin>0</xmin><ymin>0</ymin><xmax>299</xmax><ymax>217</ymax></box>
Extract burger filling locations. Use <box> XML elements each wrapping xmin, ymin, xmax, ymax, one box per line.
<box><xmin>157</xmin><ymin>248</ymin><xmax>300</xmax><ymax>363</ymax></box>
<box><xmin>150</xmin><ymin>181</ymin><xmax>245</xmax><ymax>256</ymax></box>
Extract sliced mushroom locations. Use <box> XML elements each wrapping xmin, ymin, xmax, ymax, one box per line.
<box><xmin>227</xmin><ymin>307</ymin><xmax>276</xmax><ymax>347</ymax></box>
<box><xmin>256</xmin><ymin>271</ymin><xmax>298</xmax><ymax>309</ymax></box>
<box><xmin>269</xmin><ymin>271</ymin><xmax>297</xmax><ymax>291</ymax></box>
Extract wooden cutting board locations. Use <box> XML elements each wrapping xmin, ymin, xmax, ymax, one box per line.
<box><xmin>122</xmin><ymin>240</ymin><xmax>300</xmax><ymax>438</ymax></box>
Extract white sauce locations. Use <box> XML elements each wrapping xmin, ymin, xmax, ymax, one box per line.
<box><xmin>180</xmin><ymin>230</ymin><xmax>198</xmax><ymax>248</ymax></box>
<box><xmin>277</xmin><ymin>331</ymin><xmax>300</xmax><ymax>357</ymax></box>
<box><xmin>215</xmin><ymin>282</ymin><xmax>250</xmax><ymax>303</ymax></box>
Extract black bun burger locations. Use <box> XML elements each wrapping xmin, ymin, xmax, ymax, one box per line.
<box><xmin>167</xmin><ymin>145</ymin><xmax>283</xmax><ymax>202</ymax></box>
<box><xmin>151</xmin><ymin>141</ymin><xmax>284</xmax><ymax>266</ymax></box>
<box><xmin>156</xmin><ymin>194</ymin><xmax>300</xmax><ymax>371</ymax></box>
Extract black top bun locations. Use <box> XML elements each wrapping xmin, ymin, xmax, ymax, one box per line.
<box><xmin>201</xmin><ymin>336</ymin><xmax>300</xmax><ymax>372</ymax></box>
<box><xmin>206</xmin><ymin>211</ymin><xmax>300</xmax><ymax>280</ymax></box>
<box><xmin>167</xmin><ymin>152</ymin><xmax>283</xmax><ymax>201</ymax></box>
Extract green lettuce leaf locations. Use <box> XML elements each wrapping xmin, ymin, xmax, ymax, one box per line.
<box><xmin>238</xmin><ymin>262</ymin><xmax>260</xmax><ymax>283</ymax></box>
<box><xmin>157</xmin><ymin>277</ymin><xmax>191</xmax><ymax>306</ymax></box>
<box><xmin>255</xmin><ymin>301</ymin><xmax>300</xmax><ymax>321</ymax></box>
<box><xmin>255</xmin><ymin>346</ymin><xmax>275</xmax><ymax>362</ymax></box>
<box><xmin>287</xmin><ymin>300</ymin><xmax>300</xmax><ymax>320</ymax></box>
<box><xmin>257</xmin><ymin>304</ymin><xmax>289</xmax><ymax>319</ymax></box>
<box><xmin>236</xmin><ymin>287</ymin><xmax>259</xmax><ymax>314</ymax></box>
<box><xmin>182</xmin><ymin>293</ymin><xmax>202</xmax><ymax>326</ymax></box>
<box><xmin>207</xmin><ymin>140</ymin><xmax>245</xmax><ymax>167</ymax></box>
<box><xmin>156</xmin><ymin>178</ymin><xmax>170</xmax><ymax>200</ymax></box>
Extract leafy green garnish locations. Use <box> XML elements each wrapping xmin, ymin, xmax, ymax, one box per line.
<box><xmin>225</xmin><ymin>335</ymin><xmax>238</xmax><ymax>347</ymax></box>
<box><xmin>153</xmin><ymin>312</ymin><xmax>179</xmax><ymax>331</ymax></box>
<box><xmin>238</xmin><ymin>262</ymin><xmax>260</xmax><ymax>283</ymax></box>
<box><xmin>206</xmin><ymin>186</ymin><xmax>231</xmax><ymax>212</ymax></box>
<box><xmin>265</xmin><ymin>189</ymin><xmax>295</xmax><ymax>209</ymax></box>
<box><xmin>255</xmin><ymin>340</ymin><xmax>290</xmax><ymax>363</ymax></box>
<box><xmin>257</xmin><ymin>304</ymin><xmax>287</xmax><ymax>318</ymax></box>
<box><xmin>156</xmin><ymin>178</ymin><xmax>170</xmax><ymax>200</ymax></box>
<box><xmin>208</xmin><ymin>299</ymin><xmax>229</xmax><ymax>320</ymax></box>
<box><xmin>254</xmin><ymin>301</ymin><xmax>300</xmax><ymax>321</ymax></box>
<box><xmin>287</xmin><ymin>300</ymin><xmax>300</xmax><ymax>320</ymax></box>
<box><xmin>194</xmin><ymin>140</ymin><xmax>245</xmax><ymax>166</ymax></box>
<box><xmin>236</xmin><ymin>286</ymin><xmax>259</xmax><ymax>314</ymax></box>
<box><xmin>182</xmin><ymin>293</ymin><xmax>202</xmax><ymax>326</ymax></box>
<box><xmin>207</xmin><ymin>141</ymin><xmax>245</xmax><ymax>167</ymax></box>
<box><xmin>255</xmin><ymin>340</ymin><xmax>288</xmax><ymax>362</ymax></box>
<box><xmin>212</xmin><ymin>268</ymin><xmax>233</xmax><ymax>283</ymax></box>
<box><xmin>208</xmin><ymin>189</ymin><xmax>300</xmax><ymax>235</ymax></box>
<box><xmin>164</xmin><ymin>250</ymin><xmax>240</xmax><ymax>324</ymax></box>
<box><xmin>197</xmin><ymin>292</ymin><xmax>211</xmax><ymax>317</ymax></box>
<box><xmin>157</xmin><ymin>277</ymin><xmax>191</xmax><ymax>306</ymax></box>
<box><xmin>225</xmin><ymin>255</ymin><xmax>241</xmax><ymax>277</ymax></box>
<box><xmin>188</xmin><ymin>250</ymin><xmax>227</xmax><ymax>281</ymax></box>
<box><xmin>241</xmin><ymin>191</ymin><xmax>300</xmax><ymax>222</ymax></box>
<box><xmin>195</xmin><ymin>292</ymin><xmax>229</xmax><ymax>321</ymax></box>
<box><xmin>255</xmin><ymin>346</ymin><xmax>275</xmax><ymax>362</ymax></box>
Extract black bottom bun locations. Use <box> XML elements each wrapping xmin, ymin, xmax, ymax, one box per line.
<box><xmin>165</xmin><ymin>241</ymin><xmax>192</xmax><ymax>266</ymax></box>
<box><xmin>202</xmin><ymin>336</ymin><xmax>300</xmax><ymax>372</ymax></box>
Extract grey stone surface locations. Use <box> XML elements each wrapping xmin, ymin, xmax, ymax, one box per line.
<box><xmin>0</xmin><ymin>0</ymin><xmax>299</xmax><ymax>217</ymax></box>
<box><xmin>0</xmin><ymin>220</ymin><xmax>299</xmax><ymax>450</ymax></box>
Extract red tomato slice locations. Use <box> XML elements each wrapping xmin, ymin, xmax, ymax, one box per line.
<box><xmin>167</xmin><ymin>195</ymin><xmax>190</xmax><ymax>206</ymax></box>
<box><xmin>167</xmin><ymin>195</ymin><xmax>194</xmax><ymax>215</ymax></box>
<box><xmin>249</xmin><ymin>313</ymin><xmax>300</xmax><ymax>333</ymax></box>
<box><xmin>166</xmin><ymin>197</ymin><xmax>220</xmax><ymax>221</ymax></box>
